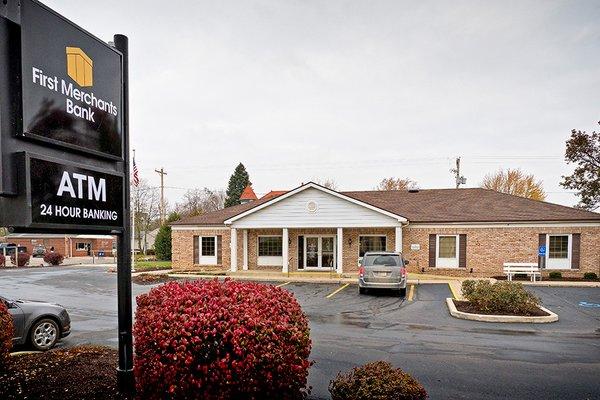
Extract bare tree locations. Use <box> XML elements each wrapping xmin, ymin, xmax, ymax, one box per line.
<box><xmin>131</xmin><ymin>179</ymin><xmax>161</xmax><ymax>254</ymax></box>
<box><xmin>316</xmin><ymin>178</ymin><xmax>338</xmax><ymax>191</ymax></box>
<box><xmin>176</xmin><ymin>188</ymin><xmax>226</xmax><ymax>217</ymax></box>
<box><xmin>375</xmin><ymin>177</ymin><xmax>418</xmax><ymax>191</ymax></box>
<box><xmin>481</xmin><ymin>169</ymin><xmax>546</xmax><ymax>201</ymax></box>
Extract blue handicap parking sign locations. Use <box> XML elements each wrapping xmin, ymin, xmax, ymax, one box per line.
<box><xmin>538</xmin><ymin>245</ymin><xmax>546</xmax><ymax>256</ymax></box>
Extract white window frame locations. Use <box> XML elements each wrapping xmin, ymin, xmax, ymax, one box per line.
<box><xmin>436</xmin><ymin>234</ymin><xmax>459</xmax><ymax>268</ymax></box>
<box><xmin>545</xmin><ymin>234</ymin><xmax>572</xmax><ymax>270</ymax></box>
<box><xmin>257</xmin><ymin>235</ymin><xmax>283</xmax><ymax>266</ymax></box>
<box><xmin>199</xmin><ymin>236</ymin><xmax>217</xmax><ymax>265</ymax></box>
<box><xmin>303</xmin><ymin>235</ymin><xmax>337</xmax><ymax>270</ymax></box>
<box><xmin>75</xmin><ymin>242</ymin><xmax>88</xmax><ymax>251</ymax></box>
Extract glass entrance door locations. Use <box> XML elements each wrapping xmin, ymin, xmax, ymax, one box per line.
<box><xmin>305</xmin><ymin>237</ymin><xmax>319</xmax><ymax>268</ymax></box>
<box><xmin>303</xmin><ymin>236</ymin><xmax>336</xmax><ymax>269</ymax></box>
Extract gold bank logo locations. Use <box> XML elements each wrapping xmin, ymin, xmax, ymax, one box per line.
<box><xmin>66</xmin><ymin>47</ymin><xmax>93</xmax><ymax>87</ymax></box>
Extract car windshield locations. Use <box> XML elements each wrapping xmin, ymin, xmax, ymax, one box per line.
<box><xmin>363</xmin><ymin>254</ymin><xmax>401</xmax><ymax>267</ymax></box>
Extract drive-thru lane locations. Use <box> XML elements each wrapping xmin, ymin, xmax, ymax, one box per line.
<box><xmin>0</xmin><ymin>266</ymin><xmax>598</xmax><ymax>399</ymax></box>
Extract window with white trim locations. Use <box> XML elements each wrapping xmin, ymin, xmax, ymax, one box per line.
<box><xmin>359</xmin><ymin>236</ymin><xmax>386</xmax><ymax>257</ymax></box>
<box><xmin>258</xmin><ymin>236</ymin><xmax>283</xmax><ymax>257</ymax></box>
<box><xmin>75</xmin><ymin>242</ymin><xmax>88</xmax><ymax>251</ymax></box>
<box><xmin>546</xmin><ymin>234</ymin><xmax>571</xmax><ymax>269</ymax></box>
<box><xmin>436</xmin><ymin>235</ymin><xmax>459</xmax><ymax>268</ymax></box>
<box><xmin>199</xmin><ymin>236</ymin><xmax>217</xmax><ymax>265</ymax></box>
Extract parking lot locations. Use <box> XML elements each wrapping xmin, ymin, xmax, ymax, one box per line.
<box><xmin>1</xmin><ymin>266</ymin><xmax>599</xmax><ymax>399</ymax></box>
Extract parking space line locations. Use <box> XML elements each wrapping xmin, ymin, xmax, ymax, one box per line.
<box><xmin>276</xmin><ymin>281</ymin><xmax>291</xmax><ymax>288</ymax></box>
<box><xmin>326</xmin><ymin>283</ymin><xmax>349</xmax><ymax>299</ymax></box>
<box><xmin>448</xmin><ymin>282</ymin><xmax>460</xmax><ymax>299</ymax></box>
<box><xmin>408</xmin><ymin>284</ymin><xmax>415</xmax><ymax>301</ymax></box>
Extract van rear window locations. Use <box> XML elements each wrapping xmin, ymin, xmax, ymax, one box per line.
<box><xmin>364</xmin><ymin>254</ymin><xmax>401</xmax><ymax>266</ymax></box>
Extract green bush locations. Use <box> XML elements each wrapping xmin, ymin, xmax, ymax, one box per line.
<box><xmin>583</xmin><ymin>272</ymin><xmax>598</xmax><ymax>281</ymax></box>
<box><xmin>154</xmin><ymin>225</ymin><xmax>171</xmax><ymax>261</ymax></box>
<box><xmin>461</xmin><ymin>280</ymin><xmax>541</xmax><ymax>315</ymax></box>
<box><xmin>548</xmin><ymin>271</ymin><xmax>562</xmax><ymax>280</ymax></box>
<box><xmin>329</xmin><ymin>361</ymin><xmax>428</xmax><ymax>400</ymax></box>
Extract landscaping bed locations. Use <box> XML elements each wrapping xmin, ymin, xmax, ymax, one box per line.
<box><xmin>0</xmin><ymin>346</ymin><xmax>131</xmax><ymax>400</ymax></box>
<box><xmin>453</xmin><ymin>299</ymin><xmax>549</xmax><ymax>317</ymax></box>
<box><xmin>447</xmin><ymin>280</ymin><xmax>558</xmax><ymax>323</ymax></box>
<box><xmin>132</xmin><ymin>273</ymin><xmax>178</xmax><ymax>285</ymax></box>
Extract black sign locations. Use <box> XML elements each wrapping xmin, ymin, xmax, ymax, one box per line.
<box><xmin>20</xmin><ymin>0</ymin><xmax>123</xmax><ymax>159</ymax></box>
<box><xmin>29</xmin><ymin>157</ymin><xmax>123</xmax><ymax>228</ymax></box>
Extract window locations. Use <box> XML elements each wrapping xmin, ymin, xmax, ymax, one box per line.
<box><xmin>546</xmin><ymin>234</ymin><xmax>571</xmax><ymax>269</ymax></box>
<box><xmin>201</xmin><ymin>236</ymin><xmax>216</xmax><ymax>256</ymax></box>
<box><xmin>75</xmin><ymin>242</ymin><xmax>87</xmax><ymax>250</ymax></box>
<box><xmin>436</xmin><ymin>235</ymin><xmax>459</xmax><ymax>268</ymax></box>
<box><xmin>548</xmin><ymin>235</ymin><xmax>568</xmax><ymax>259</ymax></box>
<box><xmin>258</xmin><ymin>236</ymin><xmax>283</xmax><ymax>257</ymax></box>
<box><xmin>438</xmin><ymin>236</ymin><xmax>457</xmax><ymax>258</ymax></box>
<box><xmin>363</xmin><ymin>254</ymin><xmax>401</xmax><ymax>267</ymax></box>
<box><xmin>359</xmin><ymin>236</ymin><xmax>386</xmax><ymax>257</ymax></box>
<box><xmin>198</xmin><ymin>236</ymin><xmax>218</xmax><ymax>265</ymax></box>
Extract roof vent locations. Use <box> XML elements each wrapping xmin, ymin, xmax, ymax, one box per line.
<box><xmin>408</xmin><ymin>189</ymin><xmax>419</xmax><ymax>193</ymax></box>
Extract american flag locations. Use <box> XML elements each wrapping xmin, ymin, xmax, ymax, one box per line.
<box><xmin>132</xmin><ymin>156</ymin><xmax>140</xmax><ymax>187</ymax></box>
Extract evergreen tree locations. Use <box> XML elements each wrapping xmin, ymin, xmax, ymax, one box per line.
<box><xmin>154</xmin><ymin>225</ymin><xmax>172</xmax><ymax>261</ymax></box>
<box><xmin>224</xmin><ymin>163</ymin><xmax>251</xmax><ymax>207</ymax></box>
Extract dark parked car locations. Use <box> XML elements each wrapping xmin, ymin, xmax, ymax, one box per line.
<box><xmin>1</xmin><ymin>295</ymin><xmax>71</xmax><ymax>350</ymax></box>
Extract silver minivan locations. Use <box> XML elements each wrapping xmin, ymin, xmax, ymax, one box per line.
<box><xmin>358</xmin><ymin>251</ymin><xmax>408</xmax><ymax>296</ymax></box>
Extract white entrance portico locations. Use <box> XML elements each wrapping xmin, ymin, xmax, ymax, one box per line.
<box><xmin>224</xmin><ymin>183</ymin><xmax>407</xmax><ymax>274</ymax></box>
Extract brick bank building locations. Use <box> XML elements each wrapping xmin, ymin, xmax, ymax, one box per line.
<box><xmin>171</xmin><ymin>182</ymin><xmax>600</xmax><ymax>278</ymax></box>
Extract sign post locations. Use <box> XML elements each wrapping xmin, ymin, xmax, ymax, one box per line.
<box><xmin>0</xmin><ymin>0</ymin><xmax>133</xmax><ymax>392</ymax></box>
<box><xmin>113</xmin><ymin>33</ymin><xmax>134</xmax><ymax>392</ymax></box>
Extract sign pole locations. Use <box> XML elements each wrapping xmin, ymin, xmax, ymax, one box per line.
<box><xmin>113</xmin><ymin>33</ymin><xmax>134</xmax><ymax>393</ymax></box>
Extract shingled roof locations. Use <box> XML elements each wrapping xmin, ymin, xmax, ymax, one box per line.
<box><xmin>171</xmin><ymin>187</ymin><xmax>600</xmax><ymax>226</ymax></box>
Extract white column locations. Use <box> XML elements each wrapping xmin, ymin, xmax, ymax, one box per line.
<box><xmin>337</xmin><ymin>227</ymin><xmax>343</xmax><ymax>274</ymax></box>
<box><xmin>230</xmin><ymin>228</ymin><xmax>238</xmax><ymax>272</ymax></box>
<box><xmin>242</xmin><ymin>229</ymin><xmax>248</xmax><ymax>271</ymax></box>
<box><xmin>395</xmin><ymin>225</ymin><xmax>403</xmax><ymax>253</ymax></box>
<box><xmin>282</xmin><ymin>228</ymin><xmax>289</xmax><ymax>273</ymax></box>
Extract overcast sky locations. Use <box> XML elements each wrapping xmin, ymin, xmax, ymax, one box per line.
<box><xmin>46</xmin><ymin>0</ymin><xmax>600</xmax><ymax>207</ymax></box>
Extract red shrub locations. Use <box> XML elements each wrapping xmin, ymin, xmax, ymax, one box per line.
<box><xmin>10</xmin><ymin>253</ymin><xmax>30</xmax><ymax>267</ymax></box>
<box><xmin>43</xmin><ymin>252</ymin><xmax>65</xmax><ymax>266</ymax></box>
<box><xmin>0</xmin><ymin>254</ymin><xmax>5</xmax><ymax>267</ymax></box>
<box><xmin>0</xmin><ymin>301</ymin><xmax>13</xmax><ymax>372</ymax></box>
<box><xmin>134</xmin><ymin>279</ymin><xmax>312</xmax><ymax>399</ymax></box>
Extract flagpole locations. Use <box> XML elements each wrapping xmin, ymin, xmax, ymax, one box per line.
<box><xmin>131</xmin><ymin>148</ymin><xmax>136</xmax><ymax>272</ymax></box>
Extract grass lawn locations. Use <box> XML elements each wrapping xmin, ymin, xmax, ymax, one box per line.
<box><xmin>133</xmin><ymin>260</ymin><xmax>172</xmax><ymax>271</ymax></box>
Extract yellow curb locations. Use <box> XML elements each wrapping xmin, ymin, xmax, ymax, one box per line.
<box><xmin>407</xmin><ymin>284</ymin><xmax>415</xmax><ymax>301</ymax></box>
<box><xmin>326</xmin><ymin>283</ymin><xmax>349</xmax><ymax>299</ymax></box>
<box><xmin>448</xmin><ymin>281</ymin><xmax>461</xmax><ymax>300</ymax></box>
<box><xmin>276</xmin><ymin>281</ymin><xmax>291</xmax><ymax>288</ymax></box>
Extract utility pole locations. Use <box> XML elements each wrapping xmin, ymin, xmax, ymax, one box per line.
<box><xmin>450</xmin><ymin>157</ymin><xmax>467</xmax><ymax>188</ymax></box>
<box><xmin>154</xmin><ymin>167</ymin><xmax>167</xmax><ymax>224</ymax></box>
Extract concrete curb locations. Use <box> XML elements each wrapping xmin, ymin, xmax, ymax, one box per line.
<box><xmin>446</xmin><ymin>298</ymin><xmax>558</xmax><ymax>323</ymax></box>
<box><xmin>10</xmin><ymin>351</ymin><xmax>42</xmax><ymax>356</ymax></box>
<box><xmin>522</xmin><ymin>281</ymin><xmax>600</xmax><ymax>288</ymax></box>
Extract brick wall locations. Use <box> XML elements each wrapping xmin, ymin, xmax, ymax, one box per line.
<box><xmin>172</xmin><ymin>225</ymin><xmax>600</xmax><ymax>278</ymax></box>
<box><xmin>172</xmin><ymin>228</ymin><xmax>231</xmax><ymax>271</ymax></box>
<box><xmin>402</xmin><ymin>226</ymin><xmax>600</xmax><ymax>278</ymax></box>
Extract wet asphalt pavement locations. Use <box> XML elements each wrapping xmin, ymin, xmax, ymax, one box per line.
<box><xmin>1</xmin><ymin>266</ymin><xmax>599</xmax><ymax>399</ymax></box>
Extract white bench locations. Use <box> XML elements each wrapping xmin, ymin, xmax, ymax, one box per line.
<box><xmin>503</xmin><ymin>263</ymin><xmax>541</xmax><ymax>282</ymax></box>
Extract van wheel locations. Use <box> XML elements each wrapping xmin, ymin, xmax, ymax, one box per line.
<box><xmin>399</xmin><ymin>288</ymin><xmax>407</xmax><ymax>297</ymax></box>
<box><xmin>359</xmin><ymin>287</ymin><xmax>367</xmax><ymax>295</ymax></box>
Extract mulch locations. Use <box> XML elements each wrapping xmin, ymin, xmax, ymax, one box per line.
<box><xmin>453</xmin><ymin>300</ymin><xmax>550</xmax><ymax>317</ymax></box>
<box><xmin>132</xmin><ymin>273</ymin><xmax>178</xmax><ymax>285</ymax></box>
<box><xmin>0</xmin><ymin>346</ymin><xmax>132</xmax><ymax>400</ymax></box>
